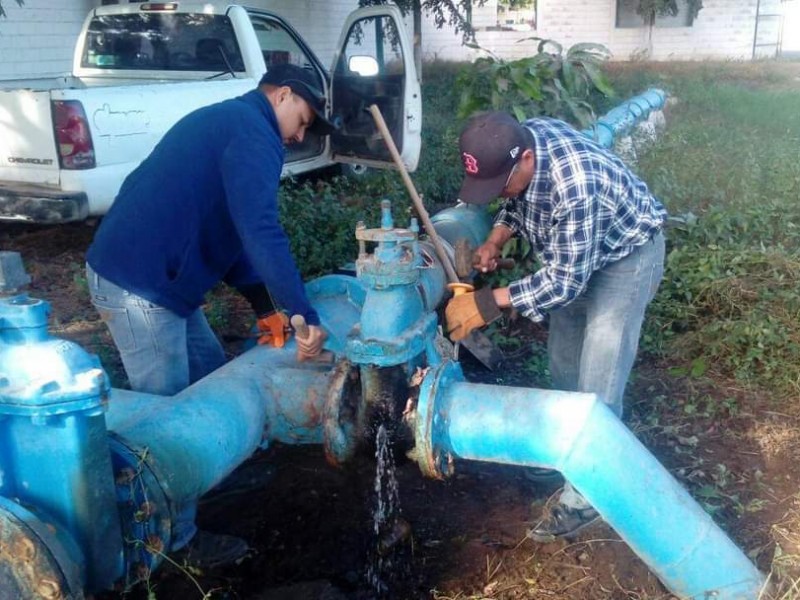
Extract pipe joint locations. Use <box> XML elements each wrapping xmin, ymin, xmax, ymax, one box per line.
<box><xmin>411</xmin><ymin>360</ymin><xmax>464</xmax><ymax>479</ymax></box>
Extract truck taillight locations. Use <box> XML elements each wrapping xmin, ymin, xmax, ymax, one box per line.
<box><xmin>52</xmin><ymin>100</ymin><xmax>96</xmax><ymax>170</ymax></box>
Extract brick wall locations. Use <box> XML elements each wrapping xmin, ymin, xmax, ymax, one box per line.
<box><xmin>0</xmin><ymin>0</ymin><xmax>94</xmax><ymax>80</ymax></box>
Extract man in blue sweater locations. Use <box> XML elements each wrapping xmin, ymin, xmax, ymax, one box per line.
<box><xmin>86</xmin><ymin>64</ymin><xmax>334</xmax><ymax>568</ymax></box>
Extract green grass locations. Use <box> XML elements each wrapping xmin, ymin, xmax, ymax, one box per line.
<box><xmin>612</xmin><ymin>62</ymin><xmax>800</xmax><ymax>396</ymax></box>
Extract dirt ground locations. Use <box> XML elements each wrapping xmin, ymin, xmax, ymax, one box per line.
<box><xmin>3</xmin><ymin>220</ymin><xmax>800</xmax><ymax>600</ymax></box>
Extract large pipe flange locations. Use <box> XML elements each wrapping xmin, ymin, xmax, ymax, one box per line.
<box><xmin>322</xmin><ymin>358</ymin><xmax>364</xmax><ymax>466</ymax></box>
<box><xmin>108</xmin><ymin>435</ymin><xmax>172</xmax><ymax>583</ymax></box>
<box><xmin>412</xmin><ymin>360</ymin><xmax>464</xmax><ymax>479</ymax></box>
<box><xmin>0</xmin><ymin>497</ymin><xmax>84</xmax><ymax>600</ymax></box>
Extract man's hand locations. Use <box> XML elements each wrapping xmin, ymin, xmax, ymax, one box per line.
<box><xmin>473</xmin><ymin>241</ymin><xmax>501</xmax><ymax>273</ymax></box>
<box><xmin>257</xmin><ymin>312</ymin><xmax>291</xmax><ymax>348</ymax></box>
<box><xmin>473</xmin><ymin>226</ymin><xmax>514</xmax><ymax>273</ymax></box>
<box><xmin>296</xmin><ymin>324</ymin><xmax>327</xmax><ymax>361</ymax></box>
<box><xmin>445</xmin><ymin>287</ymin><xmax>503</xmax><ymax>342</ymax></box>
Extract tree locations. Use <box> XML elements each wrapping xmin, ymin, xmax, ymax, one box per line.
<box><xmin>0</xmin><ymin>0</ymin><xmax>24</xmax><ymax>19</ymax></box>
<box><xmin>498</xmin><ymin>0</ymin><xmax>535</xmax><ymax>9</ymax></box>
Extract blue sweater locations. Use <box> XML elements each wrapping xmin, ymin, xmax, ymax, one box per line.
<box><xmin>87</xmin><ymin>89</ymin><xmax>319</xmax><ymax>325</ymax></box>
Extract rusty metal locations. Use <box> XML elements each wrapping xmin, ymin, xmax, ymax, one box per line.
<box><xmin>0</xmin><ymin>498</ymin><xmax>83</xmax><ymax>600</ymax></box>
<box><xmin>322</xmin><ymin>358</ymin><xmax>364</xmax><ymax>466</ymax></box>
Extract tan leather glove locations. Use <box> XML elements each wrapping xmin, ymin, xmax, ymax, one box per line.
<box><xmin>257</xmin><ymin>312</ymin><xmax>291</xmax><ymax>348</ymax></box>
<box><xmin>445</xmin><ymin>287</ymin><xmax>502</xmax><ymax>342</ymax></box>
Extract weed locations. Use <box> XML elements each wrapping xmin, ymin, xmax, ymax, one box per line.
<box><xmin>71</xmin><ymin>261</ymin><xmax>89</xmax><ymax>296</ymax></box>
<box><xmin>624</xmin><ymin>64</ymin><xmax>800</xmax><ymax>399</ymax></box>
<box><xmin>202</xmin><ymin>291</ymin><xmax>230</xmax><ymax>332</ymax></box>
<box><xmin>455</xmin><ymin>40</ymin><xmax>615</xmax><ymax>127</ymax></box>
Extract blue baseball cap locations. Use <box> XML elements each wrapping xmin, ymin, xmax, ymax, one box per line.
<box><xmin>260</xmin><ymin>64</ymin><xmax>337</xmax><ymax>136</ymax></box>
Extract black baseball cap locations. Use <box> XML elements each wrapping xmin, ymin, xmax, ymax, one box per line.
<box><xmin>259</xmin><ymin>64</ymin><xmax>337</xmax><ymax>136</ymax></box>
<box><xmin>458</xmin><ymin>111</ymin><xmax>529</xmax><ymax>204</ymax></box>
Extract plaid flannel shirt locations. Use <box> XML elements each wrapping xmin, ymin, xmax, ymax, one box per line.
<box><xmin>495</xmin><ymin>118</ymin><xmax>667</xmax><ymax>322</ymax></box>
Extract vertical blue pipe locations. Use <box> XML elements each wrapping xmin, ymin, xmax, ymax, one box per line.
<box><xmin>431</xmin><ymin>379</ymin><xmax>764</xmax><ymax>599</ymax></box>
<box><xmin>0</xmin><ymin>294</ymin><xmax>124</xmax><ymax>592</ymax></box>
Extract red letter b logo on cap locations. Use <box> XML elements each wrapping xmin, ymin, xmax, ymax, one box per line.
<box><xmin>462</xmin><ymin>152</ymin><xmax>479</xmax><ymax>175</ymax></box>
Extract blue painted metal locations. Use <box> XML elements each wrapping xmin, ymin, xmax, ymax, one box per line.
<box><xmin>415</xmin><ymin>361</ymin><xmax>765</xmax><ymax>599</ymax></box>
<box><xmin>429</xmin><ymin>203</ymin><xmax>493</xmax><ymax>251</ymax></box>
<box><xmin>104</xmin><ymin>359</ymin><xmax>271</xmax><ymax>575</ymax></box>
<box><xmin>345</xmin><ymin>199</ymin><xmax>443</xmax><ymax>367</ymax></box>
<box><xmin>0</xmin><ymin>290</ymin><xmax>124</xmax><ymax>592</ymax></box>
<box><xmin>582</xmin><ymin>87</ymin><xmax>667</xmax><ymax>148</ymax></box>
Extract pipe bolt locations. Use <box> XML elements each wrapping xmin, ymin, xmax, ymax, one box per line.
<box><xmin>134</xmin><ymin>501</ymin><xmax>156</xmax><ymax>522</ymax></box>
<box><xmin>115</xmin><ymin>467</ymin><xmax>136</xmax><ymax>485</ymax></box>
<box><xmin>36</xmin><ymin>579</ymin><xmax>61</xmax><ymax>599</ymax></box>
<box><xmin>145</xmin><ymin>534</ymin><xmax>164</xmax><ymax>555</ymax></box>
<box><xmin>135</xmin><ymin>562</ymin><xmax>151</xmax><ymax>580</ymax></box>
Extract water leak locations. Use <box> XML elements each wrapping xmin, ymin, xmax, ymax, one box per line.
<box><xmin>365</xmin><ymin>423</ymin><xmax>412</xmax><ymax>598</ymax></box>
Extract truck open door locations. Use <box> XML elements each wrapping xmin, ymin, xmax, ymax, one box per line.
<box><xmin>329</xmin><ymin>6</ymin><xmax>422</xmax><ymax>173</ymax></box>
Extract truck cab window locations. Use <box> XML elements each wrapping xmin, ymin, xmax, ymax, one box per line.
<box><xmin>331</xmin><ymin>15</ymin><xmax>406</xmax><ymax>161</ymax></box>
<box><xmin>82</xmin><ymin>14</ymin><xmax>245</xmax><ymax>72</ymax></box>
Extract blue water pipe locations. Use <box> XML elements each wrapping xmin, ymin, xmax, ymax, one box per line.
<box><xmin>582</xmin><ymin>88</ymin><xmax>667</xmax><ymax>148</ymax></box>
<box><xmin>414</xmin><ymin>361</ymin><xmax>764</xmax><ymax>599</ymax></box>
<box><xmin>0</xmin><ymin>90</ymin><xmax>765</xmax><ymax>600</ymax></box>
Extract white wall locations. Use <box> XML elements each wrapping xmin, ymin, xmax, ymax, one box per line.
<box><xmin>0</xmin><ymin>0</ymin><xmax>94</xmax><ymax>80</ymax></box>
<box><xmin>247</xmin><ymin>0</ymin><xmax>359</xmax><ymax>68</ymax></box>
<box><xmin>785</xmin><ymin>0</ymin><xmax>800</xmax><ymax>52</ymax></box>
<box><xmin>0</xmin><ymin>0</ymin><xmax>782</xmax><ymax>83</ymax></box>
<box><xmin>421</xmin><ymin>0</ymin><xmax>775</xmax><ymax>62</ymax></box>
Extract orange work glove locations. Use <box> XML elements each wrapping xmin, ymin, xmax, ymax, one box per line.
<box><xmin>445</xmin><ymin>287</ymin><xmax>502</xmax><ymax>342</ymax></box>
<box><xmin>257</xmin><ymin>312</ymin><xmax>291</xmax><ymax>348</ymax></box>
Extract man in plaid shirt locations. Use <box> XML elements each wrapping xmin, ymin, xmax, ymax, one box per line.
<box><xmin>446</xmin><ymin>111</ymin><xmax>666</xmax><ymax>541</ymax></box>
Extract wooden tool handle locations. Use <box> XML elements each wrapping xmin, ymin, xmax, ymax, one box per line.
<box><xmin>290</xmin><ymin>314</ymin><xmax>309</xmax><ymax>339</ymax></box>
<box><xmin>368</xmin><ymin>104</ymin><xmax>460</xmax><ymax>285</ymax></box>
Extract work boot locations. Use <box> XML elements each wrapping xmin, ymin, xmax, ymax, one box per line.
<box><xmin>522</xmin><ymin>467</ymin><xmax>564</xmax><ymax>485</ymax></box>
<box><xmin>171</xmin><ymin>530</ymin><xmax>249</xmax><ymax>569</ymax></box>
<box><xmin>527</xmin><ymin>505</ymin><xmax>601</xmax><ymax>543</ymax></box>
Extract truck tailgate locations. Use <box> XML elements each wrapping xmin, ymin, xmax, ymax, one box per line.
<box><xmin>57</xmin><ymin>79</ymin><xmax>254</xmax><ymax>177</ymax></box>
<box><xmin>0</xmin><ymin>89</ymin><xmax>59</xmax><ymax>187</ymax></box>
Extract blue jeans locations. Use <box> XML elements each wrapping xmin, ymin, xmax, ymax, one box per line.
<box><xmin>86</xmin><ymin>263</ymin><xmax>226</xmax><ymax>549</ymax></box>
<box><xmin>547</xmin><ymin>232</ymin><xmax>665</xmax><ymax>509</ymax></box>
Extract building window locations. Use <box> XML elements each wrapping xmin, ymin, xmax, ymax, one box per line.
<box><xmin>616</xmin><ymin>0</ymin><xmax>694</xmax><ymax>28</ymax></box>
<box><xmin>496</xmin><ymin>0</ymin><xmax>537</xmax><ymax>31</ymax></box>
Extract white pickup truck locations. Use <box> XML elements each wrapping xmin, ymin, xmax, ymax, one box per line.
<box><xmin>0</xmin><ymin>2</ymin><xmax>421</xmax><ymax>224</ymax></box>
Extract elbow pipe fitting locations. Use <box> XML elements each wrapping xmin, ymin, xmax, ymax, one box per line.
<box><xmin>414</xmin><ymin>361</ymin><xmax>765</xmax><ymax>600</ymax></box>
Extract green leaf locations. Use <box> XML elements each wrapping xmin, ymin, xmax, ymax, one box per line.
<box><xmin>690</xmin><ymin>357</ymin><xmax>708</xmax><ymax>378</ymax></box>
<box><xmin>511</xmin><ymin>105</ymin><xmax>527</xmax><ymax>122</ymax></box>
<box><xmin>567</xmin><ymin>43</ymin><xmax>612</xmax><ymax>61</ymax></box>
<box><xmin>562</xmin><ymin>60</ymin><xmax>577</xmax><ymax>95</ymax></box>
<box><xmin>580</xmin><ymin>62</ymin><xmax>616</xmax><ymax>97</ymax></box>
